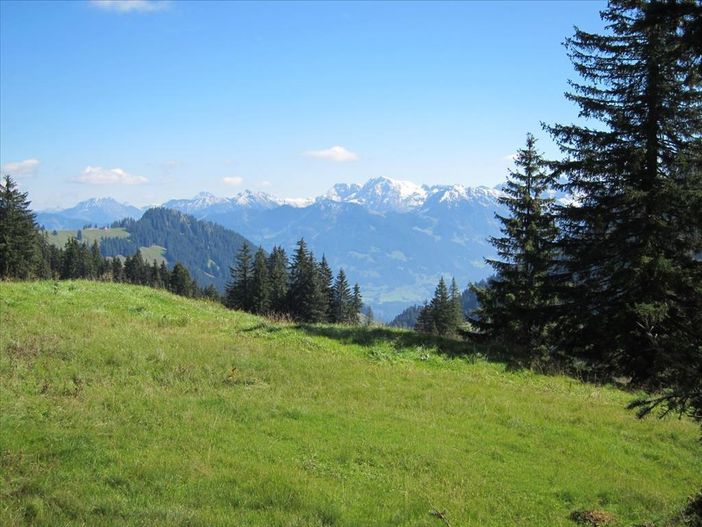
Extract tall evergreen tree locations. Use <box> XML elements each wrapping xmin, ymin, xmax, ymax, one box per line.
<box><xmin>287</xmin><ymin>239</ymin><xmax>326</xmax><ymax>322</ymax></box>
<box><xmin>449</xmin><ymin>278</ymin><xmax>464</xmax><ymax>329</ymax></box>
<box><xmin>0</xmin><ymin>175</ymin><xmax>38</xmax><ymax>279</ymax></box>
<box><xmin>546</xmin><ymin>0</ymin><xmax>702</xmax><ymax>382</ymax></box>
<box><xmin>318</xmin><ymin>255</ymin><xmax>334</xmax><ymax>321</ymax></box>
<box><xmin>225</xmin><ymin>242</ymin><xmax>253</xmax><ymax>311</ymax></box>
<box><xmin>472</xmin><ymin>134</ymin><xmax>558</xmax><ymax>363</ymax></box>
<box><xmin>330</xmin><ymin>268</ymin><xmax>352</xmax><ymax>323</ymax></box>
<box><xmin>350</xmin><ymin>283</ymin><xmax>363</xmax><ymax>325</ymax></box>
<box><xmin>267</xmin><ymin>246</ymin><xmax>289</xmax><ymax>314</ymax></box>
<box><xmin>169</xmin><ymin>262</ymin><xmax>194</xmax><ymax>297</ymax></box>
<box><xmin>250</xmin><ymin>247</ymin><xmax>271</xmax><ymax>314</ymax></box>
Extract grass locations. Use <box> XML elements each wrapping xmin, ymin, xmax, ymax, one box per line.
<box><xmin>0</xmin><ymin>281</ymin><xmax>700</xmax><ymax>527</ymax></box>
<box><xmin>139</xmin><ymin>245</ymin><xmax>167</xmax><ymax>265</ymax></box>
<box><xmin>44</xmin><ymin>228</ymin><xmax>130</xmax><ymax>247</ymax></box>
<box><xmin>43</xmin><ymin>229</ymin><xmax>166</xmax><ymax>265</ymax></box>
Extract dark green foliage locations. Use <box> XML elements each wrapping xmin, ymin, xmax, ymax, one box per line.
<box><xmin>169</xmin><ymin>262</ymin><xmax>195</xmax><ymax>297</ymax></box>
<box><xmin>251</xmin><ymin>247</ymin><xmax>271</xmax><ymax>315</ymax></box>
<box><xmin>416</xmin><ymin>277</ymin><xmax>464</xmax><ymax>336</ymax></box>
<box><xmin>267</xmin><ymin>246</ymin><xmax>289</xmax><ymax>314</ymax></box>
<box><xmin>546</xmin><ymin>0</ymin><xmax>702</xmax><ymax>394</ymax></box>
<box><xmin>351</xmin><ymin>283</ymin><xmax>363</xmax><ymax>325</ymax></box>
<box><xmin>318</xmin><ymin>255</ymin><xmax>334</xmax><ymax>321</ymax></box>
<box><xmin>389</xmin><ymin>305</ymin><xmax>424</xmax><ymax>329</ymax></box>
<box><xmin>222</xmin><ymin>238</ymin><xmax>365</xmax><ymax>324</ymax></box>
<box><xmin>200</xmin><ymin>284</ymin><xmax>222</xmax><ymax>302</ymax></box>
<box><xmin>0</xmin><ymin>175</ymin><xmax>38</xmax><ymax>279</ymax></box>
<box><xmin>472</xmin><ymin>134</ymin><xmax>558</xmax><ymax>364</ymax></box>
<box><xmin>225</xmin><ymin>243</ymin><xmax>253</xmax><ymax>311</ymax></box>
<box><xmin>102</xmin><ymin>208</ymin><xmax>254</xmax><ymax>292</ymax></box>
<box><xmin>288</xmin><ymin>239</ymin><xmax>327</xmax><ymax>323</ymax></box>
<box><xmin>330</xmin><ymin>269</ymin><xmax>352</xmax><ymax>323</ymax></box>
<box><xmin>390</xmin><ymin>279</ymin><xmax>488</xmax><ymax>328</ymax></box>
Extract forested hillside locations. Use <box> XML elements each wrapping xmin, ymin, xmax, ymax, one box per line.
<box><xmin>100</xmin><ymin>208</ymin><xmax>254</xmax><ymax>291</ymax></box>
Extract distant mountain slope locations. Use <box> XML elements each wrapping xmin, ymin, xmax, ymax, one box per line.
<box><xmin>37</xmin><ymin>176</ymin><xmax>509</xmax><ymax>319</ymax></box>
<box><xmin>36</xmin><ymin>198</ymin><xmax>143</xmax><ymax>229</ymax></box>
<box><xmin>100</xmin><ymin>208</ymin><xmax>254</xmax><ymax>291</ymax></box>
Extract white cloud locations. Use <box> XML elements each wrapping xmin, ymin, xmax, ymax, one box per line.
<box><xmin>75</xmin><ymin>166</ymin><xmax>147</xmax><ymax>185</ymax></box>
<box><xmin>503</xmin><ymin>152</ymin><xmax>518</xmax><ymax>162</ymax></box>
<box><xmin>89</xmin><ymin>0</ymin><xmax>169</xmax><ymax>13</ymax></box>
<box><xmin>222</xmin><ymin>176</ymin><xmax>244</xmax><ymax>186</ymax></box>
<box><xmin>303</xmin><ymin>145</ymin><xmax>359</xmax><ymax>162</ymax></box>
<box><xmin>259</xmin><ymin>180</ymin><xmax>273</xmax><ymax>188</ymax></box>
<box><xmin>2</xmin><ymin>158</ymin><xmax>40</xmax><ymax>176</ymax></box>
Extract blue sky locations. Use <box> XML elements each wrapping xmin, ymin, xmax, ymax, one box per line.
<box><xmin>0</xmin><ymin>0</ymin><xmax>606</xmax><ymax>208</ymax></box>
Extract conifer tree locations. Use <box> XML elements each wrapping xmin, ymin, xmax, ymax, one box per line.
<box><xmin>111</xmin><ymin>258</ymin><xmax>125</xmax><ymax>282</ymax></box>
<box><xmin>124</xmin><ymin>249</ymin><xmax>148</xmax><ymax>285</ymax></box>
<box><xmin>472</xmin><ymin>134</ymin><xmax>558</xmax><ymax>363</ymax></box>
<box><xmin>0</xmin><ymin>175</ymin><xmax>38</xmax><ymax>279</ymax></box>
<box><xmin>267</xmin><ymin>246</ymin><xmax>289</xmax><ymax>314</ymax></box>
<box><xmin>169</xmin><ymin>262</ymin><xmax>194</xmax><ymax>297</ymax></box>
<box><xmin>330</xmin><ymin>268</ymin><xmax>351</xmax><ymax>323</ymax></box>
<box><xmin>225</xmin><ymin>243</ymin><xmax>253</xmax><ymax>311</ymax></box>
<box><xmin>350</xmin><ymin>283</ymin><xmax>363</xmax><ymax>325</ymax></box>
<box><xmin>288</xmin><ymin>239</ymin><xmax>326</xmax><ymax>322</ymax></box>
<box><xmin>318</xmin><ymin>255</ymin><xmax>334</xmax><ymax>321</ymax></box>
<box><xmin>546</xmin><ymin>0</ymin><xmax>702</xmax><ymax>381</ymax></box>
<box><xmin>250</xmin><ymin>247</ymin><xmax>271</xmax><ymax>314</ymax></box>
<box><xmin>450</xmin><ymin>278</ymin><xmax>464</xmax><ymax>329</ymax></box>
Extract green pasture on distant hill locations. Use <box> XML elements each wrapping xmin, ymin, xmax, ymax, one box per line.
<box><xmin>44</xmin><ymin>227</ymin><xmax>130</xmax><ymax>247</ymax></box>
<box><xmin>1</xmin><ymin>281</ymin><xmax>700</xmax><ymax>526</ymax></box>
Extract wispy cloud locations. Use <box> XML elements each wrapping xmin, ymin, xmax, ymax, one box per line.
<box><xmin>74</xmin><ymin>166</ymin><xmax>147</xmax><ymax>185</ymax></box>
<box><xmin>222</xmin><ymin>176</ymin><xmax>244</xmax><ymax>186</ymax></box>
<box><xmin>259</xmin><ymin>180</ymin><xmax>273</xmax><ymax>188</ymax></box>
<box><xmin>503</xmin><ymin>152</ymin><xmax>518</xmax><ymax>162</ymax></box>
<box><xmin>303</xmin><ymin>145</ymin><xmax>359</xmax><ymax>162</ymax></box>
<box><xmin>89</xmin><ymin>0</ymin><xmax>169</xmax><ymax>13</ymax></box>
<box><xmin>1</xmin><ymin>158</ymin><xmax>40</xmax><ymax>177</ymax></box>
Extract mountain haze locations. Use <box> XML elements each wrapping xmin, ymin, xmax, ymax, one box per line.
<box><xmin>35</xmin><ymin>177</ymin><xmax>506</xmax><ymax>319</ymax></box>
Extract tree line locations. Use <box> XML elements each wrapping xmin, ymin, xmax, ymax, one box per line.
<box><xmin>0</xmin><ymin>175</ymin><xmax>218</xmax><ymax>301</ymax></box>
<box><xmin>0</xmin><ymin>175</ymin><xmax>364</xmax><ymax>325</ymax></box>
<box><xmin>225</xmin><ymin>239</ymin><xmax>363</xmax><ymax>324</ymax></box>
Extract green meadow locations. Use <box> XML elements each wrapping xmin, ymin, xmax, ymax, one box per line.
<box><xmin>1</xmin><ymin>281</ymin><xmax>699</xmax><ymax>526</ymax></box>
<box><xmin>44</xmin><ymin>228</ymin><xmax>130</xmax><ymax>247</ymax></box>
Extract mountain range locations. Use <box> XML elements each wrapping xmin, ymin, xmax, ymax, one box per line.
<box><xmin>35</xmin><ymin>177</ymin><xmax>507</xmax><ymax>320</ymax></box>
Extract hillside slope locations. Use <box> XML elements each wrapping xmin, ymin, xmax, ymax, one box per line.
<box><xmin>1</xmin><ymin>281</ymin><xmax>700</xmax><ymax>526</ymax></box>
<box><xmin>101</xmin><ymin>208</ymin><xmax>255</xmax><ymax>291</ymax></box>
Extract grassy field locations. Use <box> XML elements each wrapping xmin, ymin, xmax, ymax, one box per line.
<box><xmin>44</xmin><ymin>228</ymin><xmax>130</xmax><ymax>247</ymax></box>
<box><xmin>1</xmin><ymin>281</ymin><xmax>699</xmax><ymax>526</ymax></box>
<box><xmin>43</xmin><ymin>229</ymin><xmax>167</xmax><ymax>266</ymax></box>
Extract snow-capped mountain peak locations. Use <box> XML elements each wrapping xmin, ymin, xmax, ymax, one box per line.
<box><xmin>230</xmin><ymin>190</ymin><xmax>280</xmax><ymax>209</ymax></box>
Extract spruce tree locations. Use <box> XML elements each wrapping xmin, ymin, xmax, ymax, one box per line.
<box><xmin>225</xmin><ymin>243</ymin><xmax>253</xmax><ymax>311</ymax></box>
<box><xmin>350</xmin><ymin>283</ymin><xmax>363</xmax><ymax>325</ymax></box>
<box><xmin>331</xmin><ymin>268</ymin><xmax>351</xmax><ymax>323</ymax></box>
<box><xmin>288</xmin><ymin>239</ymin><xmax>326</xmax><ymax>322</ymax></box>
<box><xmin>267</xmin><ymin>246</ymin><xmax>289</xmax><ymax>314</ymax></box>
<box><xmin>169</xmin><ymin>262</ymin><xmax>194</xmax><ymax>297</ymax></box>
<box><xmin>546</xmin><ymin>0</ymin><xmax>702</xmax><ymax>381</ymax></box>
<box><xmin>0</xmin><ymin>175</ymin><xmax>38</xmax><ymax>279</ymax></box>
<box><xmin>318</xmin><ymin>255</ymin><xmax>334</xmax><ymax>321</ymax></box>
<box><xmin>111</xmin><ymin>258</ymin><xmax>125</xmax><ymax>282</ymax></box>
<box><xmin>449</xmin><ymin>278</ymin><xmax>464</xmax><ymax>330</ymax></box>
<box><xmin>250</xmin><ymin>247</ymin><xmax>271</xmax><ymax>314</ymax></box>
<box><xmin>472</xmin><ymin>134</ymin><xmax>558</xmax><ymax>363</ymax></box>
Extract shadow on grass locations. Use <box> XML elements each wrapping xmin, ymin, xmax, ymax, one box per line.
<box><xmin>294</xmin><ymin>324</ymin><xmax>494</xmax><ymax>361</ymax></box>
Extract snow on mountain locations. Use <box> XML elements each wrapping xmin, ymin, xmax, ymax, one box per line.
<box><xmin>161</xmin><ymin>192</ymin><xmax>229</xmax><ymax>214</ymax></box>
<box><xmin>229</xmin><ymin>190</ymin><xmax>281</xmax><ymax>210</ymax></box>
<box><xmin>320</xmin><ymin>177</ymin><xmax>428</xmax><ymax>212</ymax></box>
